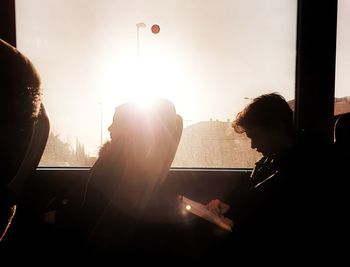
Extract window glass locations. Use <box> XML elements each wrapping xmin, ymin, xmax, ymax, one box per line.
<box><xmin>16</xmin><ymin>0</ymin><xmax>297</xmax><ymax>167</ymax></box>
<box><xmin>335</xmin><ymin>0</ymin><xmax>350</xmax><ymax>116</ymax></box>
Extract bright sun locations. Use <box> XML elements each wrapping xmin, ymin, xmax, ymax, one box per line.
<box><xmin>97</xmin><ymin>42</ymin><xmax>193</xmax><ymax>121</ymax></box>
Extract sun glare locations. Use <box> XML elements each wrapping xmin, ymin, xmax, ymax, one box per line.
<box><xmin>97</xmin><ymin>41</ymin><xmax>193</xmax><ymax>121</ymax></box>
<box><xmin>134</xmin><ymin>97</ymin><xmax>158</xmax><ymax>110</ymax></box>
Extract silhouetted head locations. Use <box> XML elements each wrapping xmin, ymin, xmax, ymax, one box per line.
<box><xmin>232</xmin><ymin>93</ymin><xmax>295</xmax><ymax>156</ymax></box>
<box><xmin>107</xmin><ymin>99</ymin><xmax>181</xmax><ymax>149</ymax></box>
<box><xmin>107</xmin><ymin>102</ymin><xmax>150</xmax><ymax>146</ymax></box>
<box><xmin>0</xmin><ymin>39</ymin><xmax>42</xmax><ymax>185</ymax></box>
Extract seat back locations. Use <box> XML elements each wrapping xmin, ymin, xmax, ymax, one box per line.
<box><xmin>334</xmin><ymin>112</ymin><xmax>350</xmax><ymax>157</ymax></box>
<box><xmin>8</xmin><ymin>104</ymin><xmax>50</xmax><ymax>199</ymax></box>
<box><xmin>108</xmin><ymin>99</ymin><xmax>183</xmax><ymax>210</ymax></box>
<box><xmin>82</xmin><ymin>99</ymin><xmax>183</xmax><ymax>223</ymax></box>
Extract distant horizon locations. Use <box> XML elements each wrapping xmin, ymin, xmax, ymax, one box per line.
<box><xmin>44</xmin><ymin>95</ymin><xmax>350</xmax><ymax>161</ymax></box>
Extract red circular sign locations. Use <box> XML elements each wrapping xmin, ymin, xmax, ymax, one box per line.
<box><xmin>151</xmin><ymin>24</ymin><xmax>160</xmax><ymax>34</ymax></box>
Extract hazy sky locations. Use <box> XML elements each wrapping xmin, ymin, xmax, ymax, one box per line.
<box><xmin>15</xmin><ymin>0</ymin><xmax>349</xmax><ymax>156</ymax></box>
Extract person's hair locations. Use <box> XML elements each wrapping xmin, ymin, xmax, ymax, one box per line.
<box><xmin>232</xmin><ymin>92</ymin><xmax>294</xmax><ymax>134</ymax></box>
<box><xmin>0</xmin><ymin>39</ymin><xmax>42</xmax><ymax>120</ymax></box>
<box><xmin>1</xmin><ymin>39</ymin><xmax>42</xmax><ymax>186</ymax></box>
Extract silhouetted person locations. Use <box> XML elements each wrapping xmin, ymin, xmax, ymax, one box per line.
<box><xmin>0</xmin><ymin>39</ymin><xmax>42</xmax><ymax>242</ymax></box>
<box><xmin>207</xmin><ymin>93</ymin><xmax>313</xmax><ymax>257</ymax></box>
<box><xmin>64</xmin><ymin>99</ymin><xmax>191</xmax><ymax>264</ymax></box>
<box><xmin>233</xmin><ymin>93</ymin><xmax>297</xmax><ymax>185</ymax></box>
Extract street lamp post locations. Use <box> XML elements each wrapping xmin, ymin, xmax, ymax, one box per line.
<box><xmin>136</xmin><ymin>22</ymin><xmax>146</xmax><ymax>64</ymax></box>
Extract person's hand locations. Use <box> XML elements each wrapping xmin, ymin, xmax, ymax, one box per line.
<box><xmin>221</xmin><ymin>216</ymin><xmax>234</xmax><ymax>230</ymax></box>
<box><xmin>206</xmin><ymin>199</ymin><xmax>230</xmax><ymax>216</ymax></box>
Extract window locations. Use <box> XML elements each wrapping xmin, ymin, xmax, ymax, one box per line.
<box><xmin>16</xmin><ymin>0</ymin><xmax>297</xmax><ymax>167</ymax></box>
<box><xmin>335</xmin><ymin>0</ymin><xmax>350</xmax><ymax>116</ymax></box>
